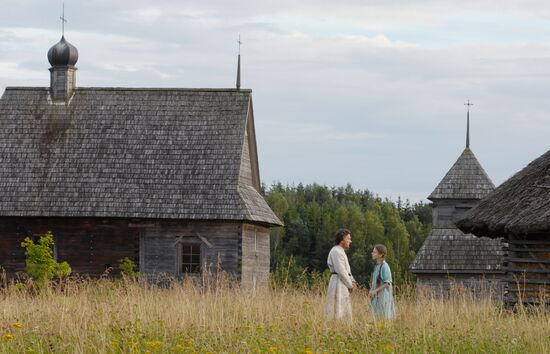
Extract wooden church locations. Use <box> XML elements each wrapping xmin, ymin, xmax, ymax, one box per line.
<box><xmin>458</xmin><ymin>149</ymin><xmax>550</xmax><ymax>305</ymax></box>
<box><xmin>409</xmin><ymin>106</ymin><xmax>504</xmax><ymax>296</ymax></box>
<box><xmin>0</xmin><ymin>35</ymin><xmax>282</xmax><ymax>287</ymax></box>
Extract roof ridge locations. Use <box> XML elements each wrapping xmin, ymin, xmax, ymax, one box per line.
<box><xmin>4</xmin><ymin>87</ymin><xmax>252</xmax><ymax>93</ymax></box>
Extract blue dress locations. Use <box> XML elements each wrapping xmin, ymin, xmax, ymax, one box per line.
<box><xmin>370</xmin><ymin>261</ymin><xmax>396</xmax><ymax>320</ymax></box>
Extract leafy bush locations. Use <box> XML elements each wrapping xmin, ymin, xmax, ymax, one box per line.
<box><xmin>119</xmin><ymin>257</ymin><xmax>140</xmax><ymax>278</ymax></box>
<box><xmin>20</xmin><ymin>231</ymin><xmax>71</xmax><ymax>285</ymax></box>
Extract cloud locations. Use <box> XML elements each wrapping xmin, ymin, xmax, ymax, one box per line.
<box><xmin>1</xmin><ymin>1</ymin><xmax>550</xmax><ymax>202</ymax></box>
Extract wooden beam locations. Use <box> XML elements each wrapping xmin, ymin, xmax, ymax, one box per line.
<box><xmin>503</xmin><ymin>268</ymin><xmax>550</xmax><ymax>273</ymax></box>
<box><xmin>506</xmin><ymin>258</ymin><xmax>550</xmax><ymax>264</ymax></box>
<box><xmin>508</xmin><ymin>247</ymin><xmax>550</xmax><ymax>252</ymax></box>
<box><xmin>128</xmin><ymin>222</ymin><xmax>160</xmax><ymax>228</ymax></box>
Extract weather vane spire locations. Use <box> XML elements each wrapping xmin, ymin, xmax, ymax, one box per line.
<box><xmin>236</xmin><ymin>34</ymin><xmax>242</xmax><ymax>90</ymax></box>
<box><xmin>60</xmin><ymin>2</ymin><xmax>68</xmax><ymax>36</ymax></box>
<box><xmin>464</xmin><ymin>100</ymin><xmax>473</xmax><ymax>148</ymax></box>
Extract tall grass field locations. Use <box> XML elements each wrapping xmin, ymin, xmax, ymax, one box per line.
<box><xmin>0</xmin><ymin>276</ymin><xmax>549</xmax><ymax>353</ymax></box>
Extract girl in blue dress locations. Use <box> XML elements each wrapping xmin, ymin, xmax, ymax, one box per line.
<box><xmin>368</xmin><ymin>244</ymin><xmax>396</xmax><ymax>320</ymax></box>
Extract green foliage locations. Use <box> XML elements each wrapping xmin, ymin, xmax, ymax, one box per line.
<box><xmin>119</xmin><ymin>257</ymin><xmax>140</xmax><ymax>278</ymax></box>
<box><xmin>264</xmin><ymin>183</ymin><xmax>432</xmax><ymax>287</ymax></box>
<box><xmin>20</xmin><ymin>231</ymin><xmax>71</xmax><ymax>284</ymax></box>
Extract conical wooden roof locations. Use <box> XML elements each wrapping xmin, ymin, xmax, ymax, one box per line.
<box><xmin>429</xmin><ymin>147</ymin><xmax>495</xmax><ymax>201</ymax></box>
<box><xmin>458</xmin><ymin>149</ymin><xmax>550</xmax><ymax>237</ymax></box>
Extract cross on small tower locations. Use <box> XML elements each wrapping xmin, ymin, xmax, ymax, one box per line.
<box><xmin>60</xmin><ymin>3</ymin><xmax>68</xmax><ymax>36</ymax></box>
<box><xmin>464</xmin><ymin>100</ymin><xmax>473</xmax><ymax>148</ymax></box>
<box><xmin>237</xmin><ymin>34</ymin><xmax>242</xmax><ymax>55</ymax></box>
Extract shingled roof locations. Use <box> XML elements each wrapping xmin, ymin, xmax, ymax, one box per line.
<box><xmin>409</xmin><ymin>228</ymin><xmax>503</xmax><ymax>273</ymax></box>
<box><xmin>458</xmin><ymin>149</ymin><xmax>550</xmax><ymax>237</ymax></box>
<box><xmin>428</xmin><ymin>148</ymin><xmax>495</xmax><ymax>200</ymax></box>
<box><xmin>411</xmin><ymin>144</ymin><xmax>503</xmax><ymax>275</ymax></box>
<box><xmin>0</xmin><ymin>87</ymin><xmax>282</xmax><ymax>226</ymax></box>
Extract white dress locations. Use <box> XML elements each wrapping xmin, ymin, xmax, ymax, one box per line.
<box><xmin>325</xmin><ymin>245</ymin><xmax>355</xmax><ymax>320</ymax></box>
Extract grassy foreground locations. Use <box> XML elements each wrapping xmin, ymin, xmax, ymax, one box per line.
<box><xmin>0</xmin><ymin>277</ymin><xmax>549</xmax><ymax>353</ymax></box>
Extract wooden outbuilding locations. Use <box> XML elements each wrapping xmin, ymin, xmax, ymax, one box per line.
<box><xmin>0</xmin><ymin>36</ymin><xmax>282</xmax><ymax>287</ymax></box>
<box><xmin>458</xmin><ymin>149</ymin><xmax>550</xmax><ymax>305</ymax></box>
<box><xmin>410</xmin><ymin>110</ymin><xmax>504</xmax><ymax>296</ymax></box>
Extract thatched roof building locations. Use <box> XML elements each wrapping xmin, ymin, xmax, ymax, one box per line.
<box><xmin>458</xmin><ymin>149</ymin><xmax>550</xmax><ymax>237</ymax></box>
<box><xmin>458</xmin><ymin>149</ymin><xmax>550</xmax><ymax>304</ymax></box>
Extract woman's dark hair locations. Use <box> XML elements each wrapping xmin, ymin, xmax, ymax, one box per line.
<box><xmin>334</xmin><ymin>228</ymin><xmax>351</xmax><ymax>245</ymax></box>
<box><xmin>374</xmin><ymin>244</ymin><xmax>388</xmax><ymax>258</ymax></box>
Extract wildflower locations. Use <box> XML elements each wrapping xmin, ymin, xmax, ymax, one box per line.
<box><xmin>12</xmin><ymin>322</ymin><xmax>23</xmax><ymax>329</ymax></box>
<box><xmin>144</xmin><ymin>341</ymin><xmax>162</xmax><ymax>349</ymax></box>
<box><xmin>268</xmin><ymin>347</ymin><xmax>278</xmax><ymax>353</ymax></box>
<box><xmin>302</xmin><ymin>349</ymin><xmax>314</xmax><ymax>354</ymax></box>
<box><xmin>3</xmin><ymin>333</ymin><xmax>14</xmax><ymax>340</ymax></box>
<box><xmin>184</xmin><ymin>338</ymin><xmax>195</xmax><ymax>347</ymax></box>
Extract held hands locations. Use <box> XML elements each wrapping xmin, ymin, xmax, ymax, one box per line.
<box><xmin>349</xmin><ymin>281</ymin><xmax>358</xmax><ymax>293</ymax></box>
<box><xmin>368</xmin><ymin>289</ymin><xmax>377</xmax><ymax>298</ymax></box>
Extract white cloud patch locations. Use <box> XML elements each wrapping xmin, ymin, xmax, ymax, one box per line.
<box><xmin>1</xmin><ymin>1</ymin><xmax>550</xmax><ymax>201</ymax></box>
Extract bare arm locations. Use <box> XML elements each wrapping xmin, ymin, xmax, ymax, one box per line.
<box><xmin>368</xmin><ymin>283</ymin><xmax>389</xmax><ymax>297</ymax></box>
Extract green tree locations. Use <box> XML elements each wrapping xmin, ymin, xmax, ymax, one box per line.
<box><xmin>263</xmin><ymin>183</ymin><xmax>432</xmax><ymax>288</ymax></box>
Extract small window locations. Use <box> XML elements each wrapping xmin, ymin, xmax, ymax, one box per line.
<box><xmin>181</xmin><ymin>243</ymin><xmax>201</xmax><ymax>274</ymax></box>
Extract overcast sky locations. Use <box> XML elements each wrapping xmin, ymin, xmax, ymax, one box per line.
<box><xmin>1</xmin><ymin>0</ymin><xmax>549</xmax><ymax>202</ymax></box>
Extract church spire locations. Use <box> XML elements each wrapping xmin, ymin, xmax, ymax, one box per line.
<box><xmin>48</xmin><ymin>2</ymin><xmax>78</xmax><ymax>102</ymax></box>
<box><xmin>236</xmin><ymin>35</ymin><xmax>242</xmax><ymax>90</ymax></box>
<box><xmin>464</xmin><ymin>100</ymin><xmax>473</xmax><ymax>148</ymax></box>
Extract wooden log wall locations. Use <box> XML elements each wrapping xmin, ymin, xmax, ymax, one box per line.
<box><xmin>137</xmin><ymin>221</ymin><xmax>242</xmax><ymax>280</ymax></box>
<box><xmin>432</xmin><ymin>199</ymin><xmax>479</xmax><ymax>228</ymax></box>
<box><xmin>416</xmin><ymin>273</ymin><xmax>504</xmax><ymax>299</ymax></box>
<box><xmin>0</xmin><ymin>217</ymin><xmax>139</xmax><ymax>277</ymax></box>
<box><xmin>503</xmin><ymin>233</ymin><xmax>550</xmax><ymax>305</ymax></box>
<box><xmin>1</xmin><ymin>218</ymin><xmax>273</xmax><ymax>286</ymax></box>
<box><xmin>241</xmin><ymin>224</ymin><xmax>270</xmax><ymax>289</ymax></box>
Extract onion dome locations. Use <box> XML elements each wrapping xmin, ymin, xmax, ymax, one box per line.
<box><xmin>47</xmin><ymin>36</ymin><xmax>79</xmax><ymax>66</ymax></box>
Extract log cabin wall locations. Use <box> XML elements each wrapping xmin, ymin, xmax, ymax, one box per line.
<box><xmin>504</xmin><ymin>233</ymin><xmax>550</xmax><ymax>305</ymax></box>
<box><xmin>241</xmin><ymin>224</ymin><xmax>270</xmax><ymax>289</ymax></box>
<box><xmin>1</xmin><ymin>217</ymin><xmax>273</xmax><ymax>285</ymax></box>
<box><xmin>0</xmin><ymin>217</ymin><xmax>139</xmax><ymax>277</ymax></box>
<box><xmin>137</xmin><ymin>221</ymin><xmax>242</xmax><ymax>280</ymax></box>
<box><xmin>432</xmin><ymin>199</ymin><xmax>480</xmax><ymax>228</ymax></box>
<box><xmin>415</xmin><ymin>273</ymin><xmax>504</xmax><ymax>299</ymax></box>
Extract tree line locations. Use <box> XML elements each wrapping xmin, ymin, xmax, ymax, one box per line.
<box><xmin>263</xmin><ymin>183</ymin><xmax>432</xmax><ymax>287</ymax></box>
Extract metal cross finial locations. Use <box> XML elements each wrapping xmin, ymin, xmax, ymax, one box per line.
<box><xmin>464</xmin><ymin>99</ymin><xmax>473</xmax><ymax>112</ymax></box>
<box><xmin>238</xmin><ymin>34</ymin><xmax>242</xmax><ymax>55</ymax></box>
<box><xmin>60</xmin><ymin>3</ymin><xmax>68</xmax><ymax>36</ymax></box>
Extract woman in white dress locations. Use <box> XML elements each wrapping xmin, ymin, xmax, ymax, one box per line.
<box><xmin>325</xmin><ymin>228</ymin><xmax>357</xmax><ymax>320</ymax></box>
